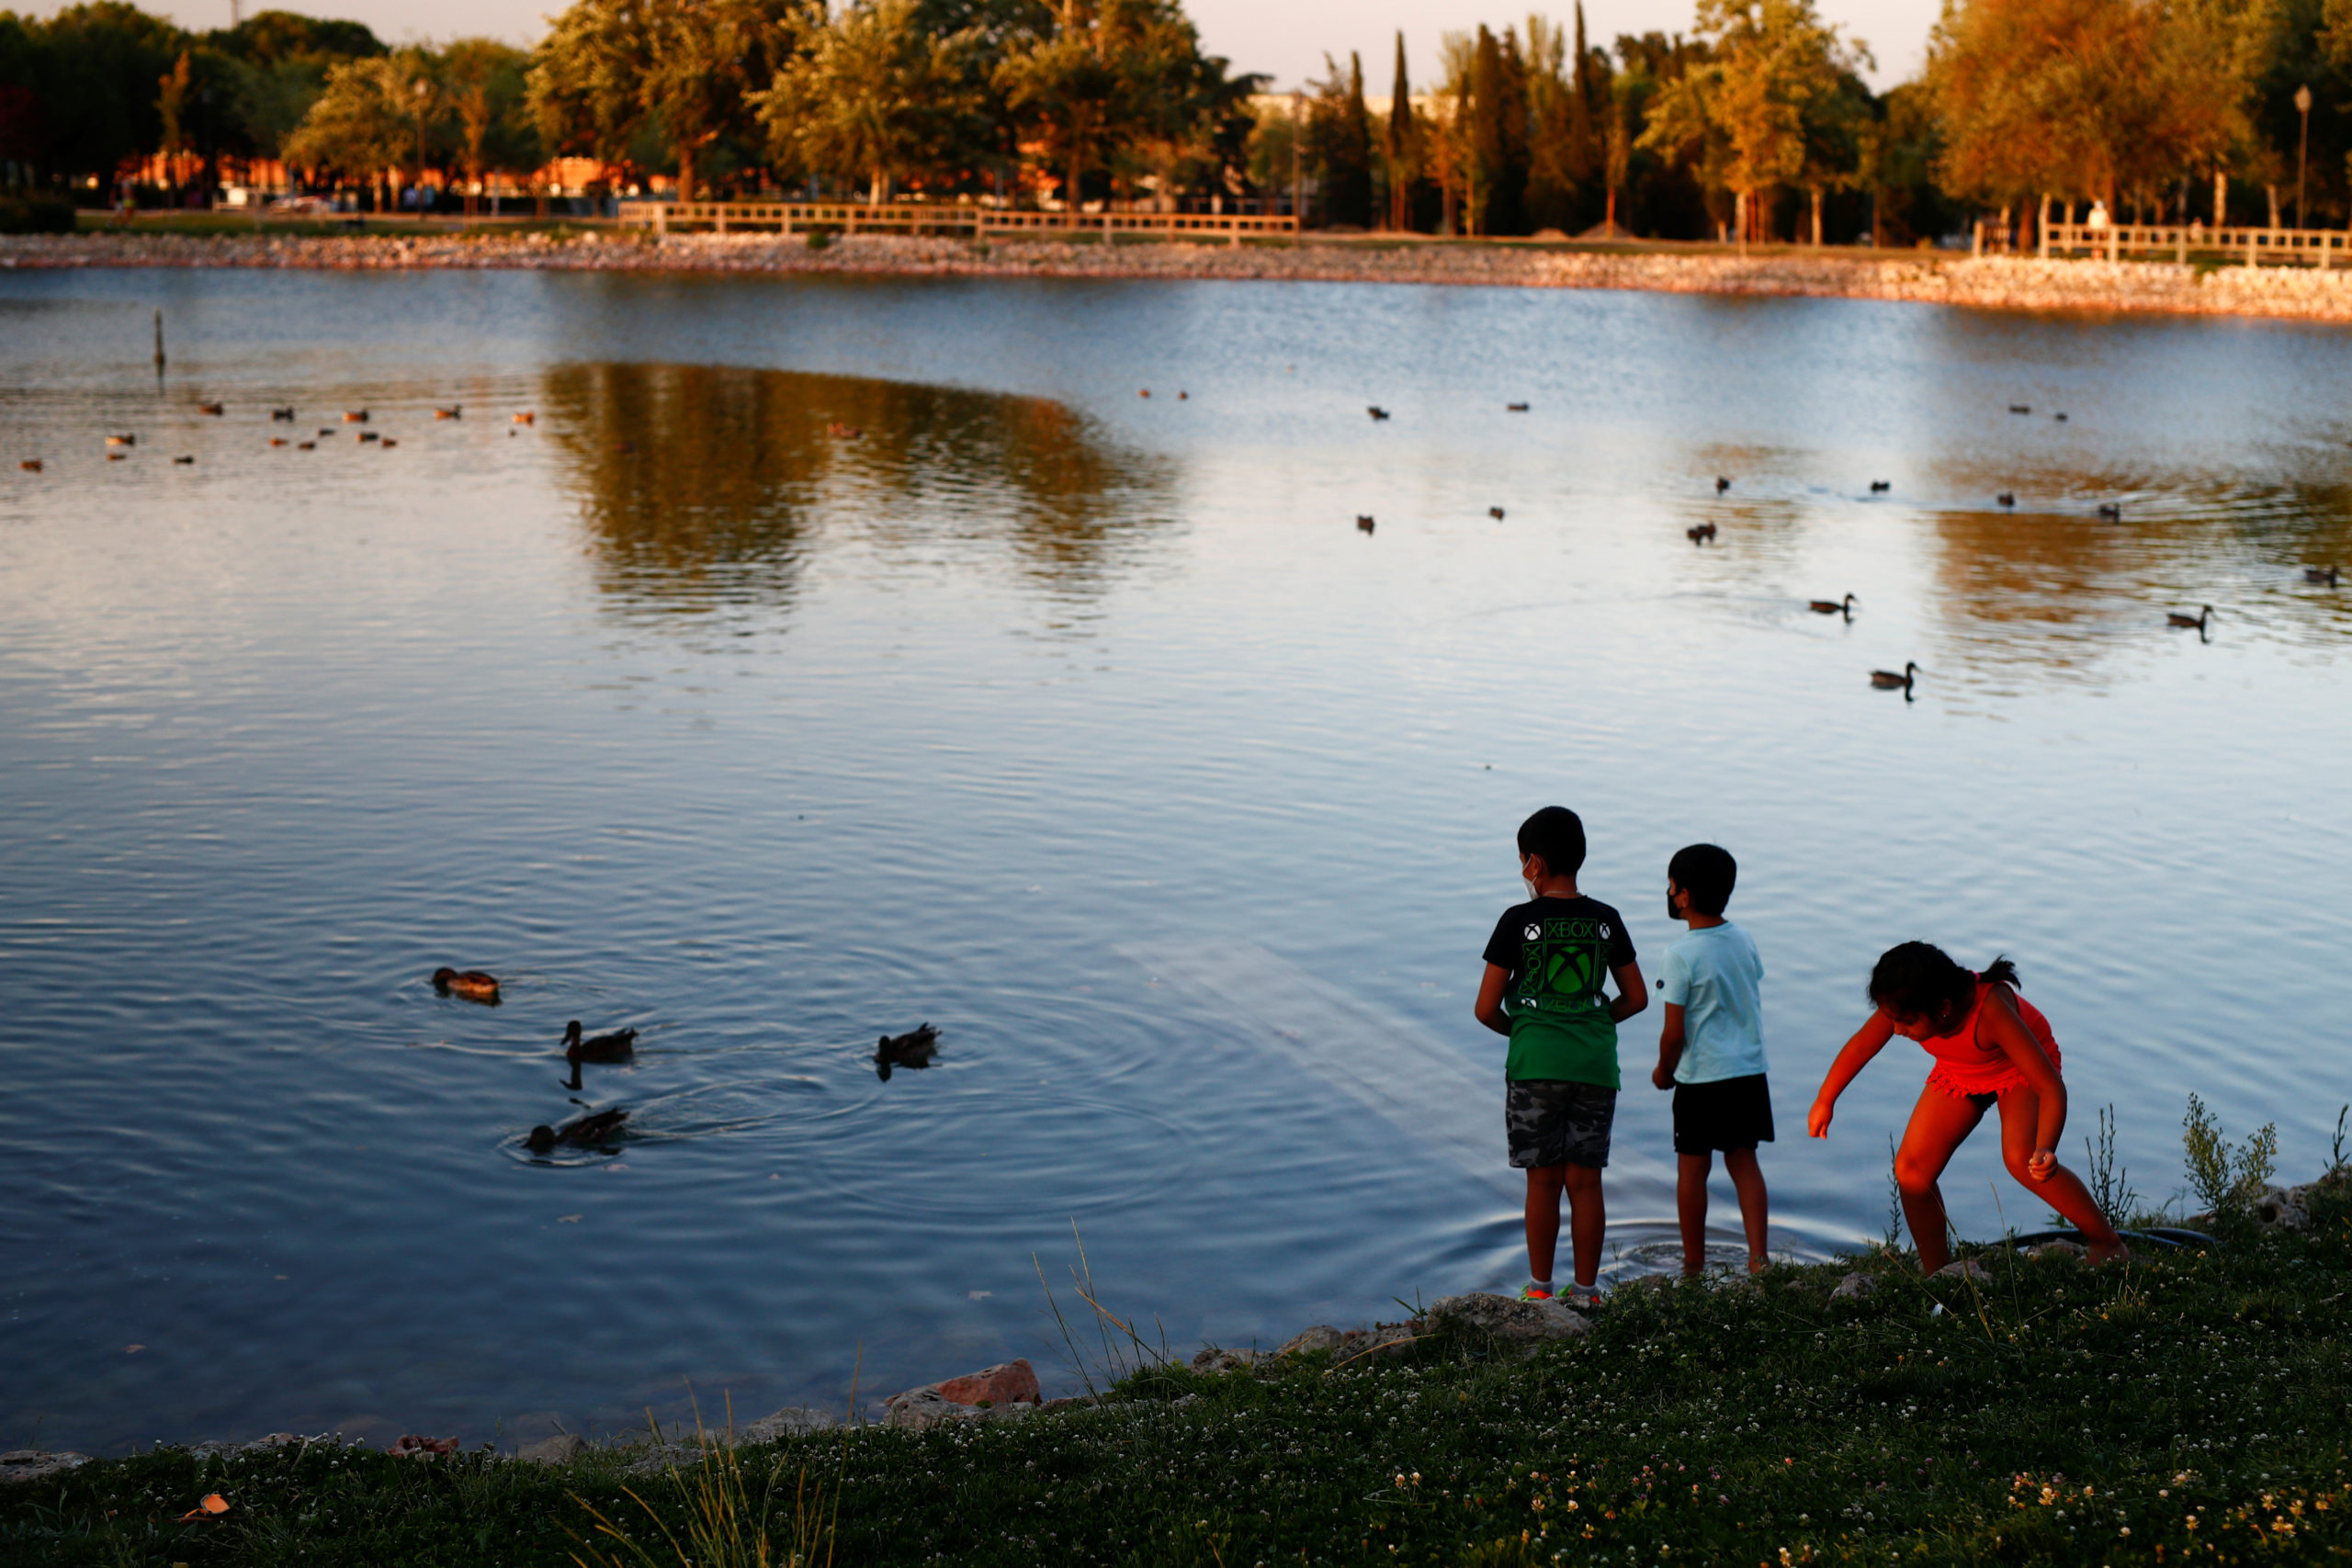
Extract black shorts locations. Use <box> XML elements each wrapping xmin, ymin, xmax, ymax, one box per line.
<box><xmin>1671</xmin><ymin>1073</ymin><xmax>1774</xmax><ymax>1156</ymax></box>
<box><xmin>1505</xmin><ymin>1078</ymin><xmax>1616</xmax><ymax>1169</ymax></box>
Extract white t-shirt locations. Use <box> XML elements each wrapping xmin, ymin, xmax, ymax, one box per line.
<box><xmin>1660</xmin><ymin>920</ymin><xmax>1768</xmax><ymax>1084</ymax></box>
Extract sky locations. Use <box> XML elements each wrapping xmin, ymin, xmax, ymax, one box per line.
<box><xmin>120</xmin><ymin>0</ymin><xmax>1938</xmax><ymax>91</ymax></box>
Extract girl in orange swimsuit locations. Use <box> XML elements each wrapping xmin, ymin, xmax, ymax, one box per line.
<box><xmin>1807</xmin><ymin>942</ymin><xmax>2127</xmax><ymax>1273</ymax></box>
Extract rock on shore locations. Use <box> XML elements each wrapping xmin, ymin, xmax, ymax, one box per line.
<box><xmin>14</xmin><ymin>231</ymin><xmax>2352</xmax><ymax>322</ymax></box>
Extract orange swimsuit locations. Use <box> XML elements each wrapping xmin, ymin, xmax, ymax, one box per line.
<box><xmin>1917</xmin><ymin>976</ymin><xmax>2061</xmax><ymax>1100</ymax></box>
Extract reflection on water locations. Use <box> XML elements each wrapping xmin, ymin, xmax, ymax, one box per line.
<box><xmin>547</xmin><ymin>363</ymin><xmax>1175</xmax><ymax>616</ymax></box>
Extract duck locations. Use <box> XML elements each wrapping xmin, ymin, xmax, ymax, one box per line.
<box><xmin>1996</xmin><ymin>491</ymin><xmax>2016</xmax><ymax>507</ymax></box>
<box><xmin>1870</xmin><ymin>661</ymin><xmax>1920</xmax><ymax>690</ymax></box>
<box><xmin>1686</xmin><ymin>522</ymin><xmax>1717</xmax><ymax>543</ymax></box>
<box><xmin>270</xmin><ymin>407</ymin><xmax>296</xmax><ymax>421</ymax></box>
<box><xmin>106</xmin><ymin>434</ymin><xmax>136</xmax><ymax>447</ymax></box>
<box><xmin>2165</xmin><ymin>604</ymin><xmax>2213</xmax><ymax>629</ymax></box>
<box><xmin>268</xmin><ymin>437</ymin><xmax>288</xmax><ymax>447</ymax></box>
<box><xmin>18</xmin><ymin>459</ymin><xmax>40</xmax><ymax>473</ymax></box>
<box><xmin>173</xmin><ymin>455</ymin><xmax>195</xmax><ymax>465</ymax></box>
<box><xmin>1868</xmin><ymin>480</ymin><xmax>1890</xmax><ymax>492</ymax></box>
<box><xmin>1367</xmin><ymin>407</ymin><xmax>1390</xmax><ymax>421</ymax></box>
<box><xmin>2305</xmin><ymin>565</ymin><xmax>2339</xmax><ymax>586</ymax></box>
<box><xmin>198</xmin><ymin>402</ymin><xmax>223</xmax><ymax>416</ymax></box>
<box><xmin>826</xmin><ymin>423</ymin><xmax>862</xmax><ymax>438</ymax></box>
<box><xmin>343</xmin><ymin>410</ymin><xmax>368</xmax><ymax>423</ymax></box>
<box><xmin>1714</xmin><ymin>476</ymin><xmax>1731</xmax><ymax>493</ymax></box>
<box><xmin>1810</xmin><ymin>593</ymin><xmax>1857</xmax><ymax>615</ymax></box>
<box><xmin>1488</xmin><ymin>506</ymin><xmax>1506</xmax><ymax>520</ymax></box>
<box><xmin>1138</xmin><ymin>389</ymin><xmax>1150</xmax><ymax>398</ymax></box>
<box><xmin>525</xmin><ymin>1107</ymin><xmax>628</xmax><ymax>1153</ymax></box>
<box><xmin>434</xmin><ymin>405</ymin><xmax>461</xmax><ymax>420</ymax></box>
<box><xmin>357</xmin><ymin>431</ymin><xmax>379</xmax><ymax>443</ymax></box>
<box><xmin>1177</xmin><ymin>390</ymin><xmax>1187</xmax><ymax>400</ymax></box>
<box><xmin>1356</xmin><ymin>515</ymin><xmax>1374</xmax><ymax>534</ymax></box>
<box><xmin>512</xmin><ymin>411</ymin><xmax>536</xmax><ymax>425</ymax></box>
<box><xmin>2097</xmin><ymin>502</ymin><xmax>2122</xmax><ymax>522</ymax></box>
<box><xmin>875</xmin><ymin>1022</ymin><xmax>939</xmax><ymax>1081</ymax></box>
<box><xmin>296</xmin><ymin>441</ymin><xmax>315</xmax><ymax>450</ymax></box>
<box><xmin>430</xmin><ymin>967</ymin><xmax>501</xmax><ymax>1003</ymax></box>
<box><xmin>107</xmin><ymin>451</ymin><xmax>125</xmax><ymax>461</ymax></box>
<box><xmin>2053</xmin><ymin>412</ymin><xmax>2069</xmax><ymax>422</ymax></box>
<box><xmin>317</xmin><ymin>428</ymin><xmax>335</xmax><ymax>437</ymax></box>
<box><xmin>380</xmin><ymin>438</ymin><xmax>398</xmax><ymax>448</ymax></box>
<box><xmin>2007</xmin><ymin>404</ymin><xmax>2030</xmax><ymax>414</ymax></box>
<box><xmin>1505</xmin><ymin>402</ymin><xmax>1530</xmax><ymax>412</ymax></box>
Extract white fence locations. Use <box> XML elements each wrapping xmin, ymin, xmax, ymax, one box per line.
<box><xmin>616</xmin><ymin>199</ymin><xmax>1296</xmax><ymax>243</ymax></box>
<box><xmin>1996</xmin><ymin>219</ymin><xmax>2352</xmax><ymax>268</ymax></box>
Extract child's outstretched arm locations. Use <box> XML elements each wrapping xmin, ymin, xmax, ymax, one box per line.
<box><xmin>1807</xmin><ymin>1011</ymin><xmax>1897</xmax><ymax>1137</ymax></box>
<box><xmin>1978</xmin><ymin>986</ymin><xmax>2068</xmax><ymax>1178</ymax></box>
<box><xmin>1474</xmin><ymin>963</ymin><xmax>1513</xmax><ymax>1037</ymax></box>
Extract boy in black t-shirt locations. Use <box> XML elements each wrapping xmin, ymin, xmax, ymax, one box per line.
<box><xmin>1473</xmin><ymin>806</ymin><xmax>1646</xmax><ymax>1307</ymax></box>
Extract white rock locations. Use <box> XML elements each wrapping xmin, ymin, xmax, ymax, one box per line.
<box><xmin>0</xmin><ymin>1450</ymin><xmax>91</xmax><ymax>1485</ymax></box>
<box><xmin>1428</xmin><ymin>1292</ymin><xmax>1590</xmax><ymax>1345</ymax></box>
<box><xmin>1830</xmin><ymin>1271</ymin><xmax>1876</xmax><ymax>1301</ymax></box>
<box><xmin>1276</xmin><ymin>1325</ymin><xmax>1344</xmax><ymax>1357</ymax></box>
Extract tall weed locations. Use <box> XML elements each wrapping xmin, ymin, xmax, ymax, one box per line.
<box><xmin>2181</xmin><ymin>1093</ymin><xmax>2278</xmax><ymax>1219</ymax></box>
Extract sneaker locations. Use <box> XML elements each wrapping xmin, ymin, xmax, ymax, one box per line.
<box><xmin>1559</xmin><ymin>1285</ymin><xmax>1604</xmax><ymax>1311</ymax></box>
<box><xmin>1517</xmin><ymin>1284</ymin><xmax>1554</xmax><ymax>1302</ymax></box>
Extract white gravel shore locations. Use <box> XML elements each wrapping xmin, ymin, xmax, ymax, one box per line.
<box><xmin>10</xmin><ymin>229</ymin><xmax>2352</xmax><ymax>321</ymax></box>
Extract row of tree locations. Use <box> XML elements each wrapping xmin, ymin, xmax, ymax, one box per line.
<box><xmin>4</xmin><ymin>0</ymin><xmax>2351</xmax><ymax>240</ymax></box>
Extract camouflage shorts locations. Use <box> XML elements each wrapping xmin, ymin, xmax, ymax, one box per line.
<box><xmin>1504</xmin><ymin>1078</ymin><xmax>1617</xmax><ymax>1169</ymax></box>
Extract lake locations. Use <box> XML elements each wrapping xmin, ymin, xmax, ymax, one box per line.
<box><xmin>3</xmin><ymin>267</ymin><xmax>2347</xmax><ymax>1455</ymax></box>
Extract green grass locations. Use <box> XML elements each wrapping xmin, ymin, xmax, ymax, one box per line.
<box><xmin>6</xmin><ymin>1175</ymin><xmax>2346</xmax><ymax>1566</ymax></box>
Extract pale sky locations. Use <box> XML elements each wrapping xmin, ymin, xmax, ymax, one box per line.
<box><xmin>121</xmin><ymin>0</ymin><xmax>1936</xmax><ymax>91</ymax></box>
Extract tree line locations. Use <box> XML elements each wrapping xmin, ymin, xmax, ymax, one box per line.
<box><xmin>2</xmin><ymin>0</ymin><xmax>2350</xmax><ymax>239</ymax></box>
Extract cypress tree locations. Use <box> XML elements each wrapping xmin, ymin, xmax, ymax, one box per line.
<box><xmin>1386</xmin><ymin>30</ymin><xmax>1414</xmax><ymax>231</ymax></box>
<box><xmin>1469</xmin><ymin>25</ymin><xmax>1503</xmax><ymax>235</ymax></box>
<box><xmin>1335</xmin><ymin>50</ymin><xmax>1374</xmax><ymax>228</ymax></box>
<box><xmin>1568</xmin><ymin>2</ymin><xmax>1594</xmax><ymax>185</ymax></box>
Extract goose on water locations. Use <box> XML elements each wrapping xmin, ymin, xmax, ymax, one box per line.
<box><xmin>1367</xmin><ymin>407</ymin><xmax>1390</xmax><ymax>421</ymax></box>
<box><xmin>1868</xmin><ymin>480</ymin><xmax>1890</xmax><ymax>492</ymax></box>
<box><xmin>1871</xmin><ymin>661</ymin><xmax>1920</xmax><ymax>690</ymax></box>
<box><xmin>526</xmin><ymin>1107</ymin><xmax>628</xmax><ymax>1153</ymax></box>
<box><xmin>1714</xmin><ymin>476</ymin><xmax>1731</xmax><ymax>493</ymax></box>
<box><xmin>875</xmin><ymin>1022</ymin><xmax>939</xmax><ymax>1081</ymax></box>
<box><xmin>1489</xmin><ymin>506</ymin><xmax>1506</xmax><ymax>520</ymax></box>
<box><xmin>431</xmin><ymin>967</ymin><xmax>501</xmax><ymax>1003</ymax></box>
<box><xmin>270</xmin><ymin>407</ymin><xmax>296</xmax><ymax>421</ymax></box>
<box><xmin>1810</xmin><ymin>593</ymin><xmax>1857</xmax><ymax>615</ymax></box>
<box><xmin>198</xmin><ymin>402</ymin><xmax>224</xmax><ymax>416</ymax></box>
<box><xmin>1506</xmin><ymin>402</ymin><xmax>1530</xmax><ymax>412</ymax></box>
<box><xmin>1356</xmin><ymin>515</ymin><xmax>1374</xmax><ymax>534</ymax></box>
<box><xmin>1996</xmin><ymin>491</ymin><xmax>2016</xmax><ymax>507</ymax></box>
<box><xmin>2306</xmin><ymin>566</ymin><xmax>2340</xmax><ymax>586</ymax></box>
<box><xmin>1687</xmin><ymin>522</ymin><xmax>1717</xmax><ymax>543</ymax></box>
<box><xmin>2166</xmin><ymin>604</ymin><xmax>2213</xmax><ymax>630</ymax></box>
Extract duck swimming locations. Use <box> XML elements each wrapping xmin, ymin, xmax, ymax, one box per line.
<box><xmin>562</xmin><ymin>1020</ymin><xmax>638</xmax><ymax>1088</ymax></box>
<box><xmin>2166</xmin><ymin>604</ymin><xmax>2213</xmax><ymax>629</ymax></box>
<box><xmin>1870</xmin><ymin>661</ymin><xmax>1920</xmax><ymax>691</ymax></box>
<box><xmin>1356</xmin><ymin>515</ymin><xmax>1374</xmax><ymax>534</ymax></box>
<box><xmin>1810</xmin><ymin>593</ymin><xmax>1857</xmax><ymax>615</ymax></box>
<box><xmin>1868</xmin><ymin>480</ymin><xmax>1890</xmax><ymax>492</ymax></box>
<box><xmin>1488</xmin><ymin>506</ymin><xmax>1506</xmax><ymax>520</ymax></box>
<box><xmin>875</xmin><ymin>1022</ymin><xmax>939</xmax><ymax>1081</ymax></box>
<box><xmin>1686</xmin><ymin>522</ymin><xmax>1717</xmax><ymax>543</ymax></box>
<box><xmin>434</xmin><ymin>406</ymin><xmax>461</xmax><ymax>419</ymax></box>
<box><xmin>1714</xmin><ymin>476</ymin><xmax>1731</xmax><ymax>493</ymax></box>
<box><xmin>1506</xmin><ymin>402</ymin><xmax>1530</xmax><ymax>412</ymax></box>
<box><xmin>431</xmin><ymin>967</ymin><xmax>501</xmax><ymax>1003</ymax></box>
<box><xmin>1367</xmin><ymin>407</ymin><xmax>1390</xmax><ymax>421</ymax></box>
<box><xmin>2306</xmin><ymin>566</ymin><xmax>2339</xmax><ymax>586</ymax></box>
<box><xmin>526</xmin><ymin>1107</ymin><xmax>628</xmax><ymax>1153</ymax></box>
<box><xmin>1996</xmin><ymin>491</ymin><xmax>2016</xmax><ymax>507</ymax></box>
<box><xmin>198</xmin><ymin>402</ymin><xmax>224</xmax><ymax>416</ymax></box>
<box><xmin>270</xmin><ymin>407</ymin><xmax>296</xmax><ymax>421</ymax></box>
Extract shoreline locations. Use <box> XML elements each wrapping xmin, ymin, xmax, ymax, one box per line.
<box><xmin>10</xmin><ymin>230</ymin><xmax>2352</xmax><ymax>322</ymax></box>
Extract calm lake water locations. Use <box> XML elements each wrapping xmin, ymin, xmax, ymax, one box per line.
<box><xmin>3</xmin><ymin>269</ymin><xmax>2348</xmax><ymax>1454</ymax></box>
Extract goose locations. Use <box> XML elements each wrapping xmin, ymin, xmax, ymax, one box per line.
<box><xmin>270</xmin><ymin>407</ymin><xmax>296</xmax><ymax>421</ymax></box>
<box><xmin>2096</xmin><ymin>502</ymin><xmax>2122</xmax><ymax>522</ymax></box>
<box><xmin>1367</xmin><ymin>407</ymin><xmax>1390</xmax><ymax>421</ymax></box>
<box><xmin>1356</xmin><ymin>515</ymin><xmax>1374</xmax><ymax>534</ymax></box>
<box><xmin>1713</xmin><ymin>476</ymin><xmax>1731</xmax><ymax>493</ymax></box>
<box><xmin>18</xmin><ymin>459</ymin><xmax>40</xmax><ymax>472</ymax></box>
<box><xmin>2007</xmin><ymin>404</ymin><xmax>2030</xmax><ymax>414</ymax></box>
<box><xmin>563</xmin><ymin>1020</ymin><xmax>639</xmax><ymax>1089</ymax></box>
<box><xmin>1868</xmin><ymin>480</ymin><xmax>1890</xmax><ymax>492</ymax></box>
<box><xmin>1996</xmin><ymin>491</ymin><xmax>2016</xmax><ymax>507</ymax></box>
<box><xmin>875</xmin><ymin>1022</ymin><xmax>939</xmax><ymax>1081</ymax></box>
<box><xmin>343</xmin><ymin>410</ymin><xmax>368</xmax><ymax>423</ymax></box>
<box><xmin>2165</xmin><ymin>604</ymin><xmax>2213</xmax><ymax>629</ymax></box>
<box><xmin>1488</xmin><ymin>506</ymin><xmax>1506</xmax><ymax>520</ymax></box>
<box><xmin>1870</xmin><ymin>661</ymin><xmax>1920</xmax><ymax>690</ymax></box>
<box><xmin>431</xmin><ymin>967</ymin><xmax>501</xmax><ymax>1003</ymax></box>
<box><xmin>1810</xmin><ymin>593</ymin><xmax>1857</xmax><ymax>615</ymax></box>
<box><xmin>1506</xmin><ymin>402</ymin><xmax>1530</xmax><ymax>412</ymax></box>
<box><xmin>2305</xmin><ymin>566</ymin><xmax>2339</xmax><ymax>586</ymax></box>
<box><xmin>525</xmin><ymin>1107</ymin><xmax>628</xmax><ymax>1153</ymax></box>
<box><xmin>317</xmin><ymin>428</ymin><xmax>335</xmax><ymax>437</ymax></box>
<box><xmin>172</xmin><ymin>455</ymin><xmax>195</xmax><ymax>465</ymax></box>
<box><xmin>198</xmin><ymin>402</ymin><xmax>224</xmax><ymax>416</ymax></box>
<box><xmin>512</xmin><ymin>411</ymin><xmax>536</xmax><ymax>425</ymax></box>
<box><xmin>1686</xmin><ymin>522</ymin><xmax>1717</xmax><ymax>543</ymax></box>
<box><xmin>2054</xmin><ymin>412</ymin><xmax>2069</xmax><ymax>423</ymax></box>
<box><xmin>434</xmin><ymin>405</ymin><xmax>461</xmax><ymax>419</ymax></box>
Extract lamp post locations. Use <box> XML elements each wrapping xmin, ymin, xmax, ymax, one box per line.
<box><xmin>2295</xmin><ymin>84</ymin><xmax>2312</xmax><ymax>231</ymax></box>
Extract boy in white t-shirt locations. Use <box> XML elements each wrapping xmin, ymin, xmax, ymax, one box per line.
<box><xmin>1648</xmin><ymin>843</ymin><xmax>1772</xmax><ymax>1276</ymax></box>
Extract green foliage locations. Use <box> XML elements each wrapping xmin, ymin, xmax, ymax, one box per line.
<box><xmin>5</xmin><ymin>1176</ymin><xmax>2348</xmax><ymax>1567</ymax></box>
<box><xmin>569</xmin><ymin>1419</ymin><xmax>836</xmax><ymax>1568</ymax></box>
<box><xmin>2080</xmin><ymin>1102</ymin><xmax>2140</xmax><ymax>1228</ymax></box>
<box><xmin>754</xmin><ymin>0</ymin><xmax>991</xmax><ymax>204</ymax></box>
<box><xmin>2183</xmin><ymin>1091</ymin><xmax>2279</xmax><ymax>1219</ymax></box>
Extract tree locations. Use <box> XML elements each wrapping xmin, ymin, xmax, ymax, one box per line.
<box><xmin>1928</xmin><ymin>0</ymin><xmax>2245</xmax><ymax>223</ymax></box>
<box><xmin>1523</xmin><ymin>14</ymin><xmax>1577</xmax><ymax>231</ymax></box>
<box><xmin>1641</xmin><ymin>0</ymin><xmax>1865</xmax><ymax>243</ymax></box>
<box><xmin>996</xmin><ymin>0</ymin><xmax>1224</xmax><ymax>209</ymax></box>
<box><xmin>529</xmin><ymin>0</ymin><xmax>795</xmax><ymax>202</ymax></box>
<box><xmin>284</xmin><ymin>51</ymin><xmax>434</xmax><ymax>209</ymax></box>
<box><xmin>755</xmin><ymin>0</ymin><xmax>988</xmax><ymax>201</ymax></box>
<box><xmin>156</xmin><ymin>47</ymin><xmax>190</xmax><ymax>199</ymax></box>
<box><xmin>1384</xmin><ymin>30</ymin><xmax>1416</xmax><ymax>230</ymax></box>
<box><xmin>1303</xmin><ymin>50</ymin><xmax>1372</xmax><ymax>225</ymax></box>
<box><xmin>1467</xmin><ymin>24</ymin><xmax>1529</xmax><ymax>233</ymax></box>
<box><xmin>22</xmin><ymin>3</ymin><xmax>184</xmax><ymax>191</ymax></box>
<box><xmin>442</xmin><ymin>39</ymin><xmax>535</xmax><ymax>214</ymax></box>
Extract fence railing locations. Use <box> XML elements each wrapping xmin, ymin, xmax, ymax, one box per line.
<box><xmin>2008</xmin><ymin>219</ymin><xmax>2352</xmax><ymax>268</ymax></box>
<box><xmin>616</xmin><ymin>199</ymin><xmax>1297</xmax><ymax>242</ymax></box>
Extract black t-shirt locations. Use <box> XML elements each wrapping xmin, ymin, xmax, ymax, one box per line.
<box><xmin>1483</xmin><ymin>894</ymin><xmax>1638</xmax><ymax>1085</ymax></box>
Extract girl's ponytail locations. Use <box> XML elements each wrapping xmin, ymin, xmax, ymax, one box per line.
<box><xmin>1980</xmin><ymin>955</ymin><xmax>2020</xmax><ymax>989</ymax></box>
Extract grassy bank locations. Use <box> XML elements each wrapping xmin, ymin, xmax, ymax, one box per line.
<box><xmin>6</xmin><ymin>1170</ymin><xmax>2344</xmax><ymax>1567</ymax></box>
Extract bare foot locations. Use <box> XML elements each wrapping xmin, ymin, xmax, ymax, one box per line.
<box><xmin>1747</xmin><ymin>1254</ymin><xmax>1770</xmax><ymax>1276</ymax></box>
<box><xmin>2087</xmin><ymin>1237</ymin><xmax>2132</xmax><ymax>1266</ymax></box>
